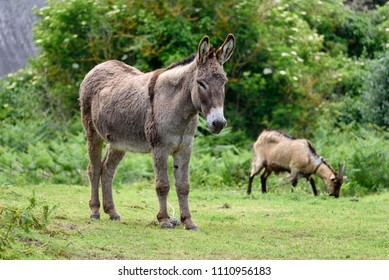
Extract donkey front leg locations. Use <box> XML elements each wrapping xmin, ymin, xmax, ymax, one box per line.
<box><xmin>100</xmin><ymin>144</ymin><xmax>125</xmax><ymax>220</ymax></box>
<box><xmin>152</xmin><ymin>149</ymin><xmax>173</xmax><ymax>229</ymax></box>
<box><xmin>173</xmin><ymin>148</ymin><xmax>198</xmax><ymax>231</ymax></box>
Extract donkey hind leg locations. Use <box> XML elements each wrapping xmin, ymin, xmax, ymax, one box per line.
<box><xmin>152</xmin><ymin>150</ymin><xmax>172</xmax><ymax>229</ymax></box>
<box><xmin>247</xmin><ymin>161</ymin><xmax>264</xmax><ymax>194</ymax></box>
<box><xmin>100</xmin><ymin>144</ymin><xmax>125</xmax><ymax>220</ymax></box>
<box><xmin>309</xmin><ymin>177</ymin><xmax>318</xmax><ymax>196</ymax></box>
<box><xmin>86</xmin><ymin>128</ymin><xmax>104</xmax><ymax>220</ymax></box>
<box><xmin>260</xmin><ymin>169</ymin><xmax>271</xmax><ymax>193</ymax></box>
<box><xmin>173</xmin><ymin>149</ymin><xmax>197</xmax><ymax>231</ymax></box>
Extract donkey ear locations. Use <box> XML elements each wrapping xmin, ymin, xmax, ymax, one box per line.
<box><xmin>216</xmin><ymin>34</ymin><xmax>235</xmax><ymax>65</ymax></box>
<box><xmin>198</xmin><ymin>36</ymin><xmax>210</xmax><ymax>65</ymax></box>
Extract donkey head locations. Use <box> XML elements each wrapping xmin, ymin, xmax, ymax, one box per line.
<box><xmin>328</xmin><ymin>163</ymin><xmax>345</xmax><ymax>198</ymax></box>
<box><xmin>192</xmin><ymin>34</ymin><xmax>235</xmax><ymax>134</ymax></box>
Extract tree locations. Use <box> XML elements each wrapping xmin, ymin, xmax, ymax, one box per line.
<box><xmin>361</xmin><ymin>51</ymin><xmax>389</xmax><ymax>127</ymax></box>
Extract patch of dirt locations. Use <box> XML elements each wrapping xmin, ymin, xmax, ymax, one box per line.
<box><xmin>17</xmin><ymin>237</ymin><xmax>46</xmax><ymax>247</ymax></box>
<box><xmin>126</xmin><ymin>205</ymin><xmax>144</xmax><ymax>209</ymax></box>
<box><xmin>218</xmin><ymin>203</ymin><xmax>231</xmax><ymax>209</ymax></box>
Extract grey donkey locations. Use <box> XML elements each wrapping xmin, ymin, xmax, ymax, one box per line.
<box><xmin>79</xmin><ymin>34</ymin><xmax>235</xmax><ymax>230</ymax></box>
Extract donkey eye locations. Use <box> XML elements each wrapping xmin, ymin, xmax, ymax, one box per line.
<box><xmin>197</xmin><ymin>80</ymin><xmax>207</xmax><ymax>90</ymax></box>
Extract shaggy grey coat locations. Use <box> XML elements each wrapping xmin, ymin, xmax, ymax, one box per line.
<box><xmin>79</xmin><ymin>34</ymin><xmax>235</xmax><ymax>230</ymax></box>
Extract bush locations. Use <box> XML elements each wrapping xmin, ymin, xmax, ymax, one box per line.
<box><xmin>31</xmin><ymin>0</ymin><xmax>387</xmax><ymax>137</ymax></box>
<box><xmin>313</xmin><ymin>105</ymin><xmax>389</xmax><ymax>196</ymax></box>
<box><xmin>346</xmin><ymin>131</ymin><xmax>389</xmax><ymax>195</ymax></box>
<box><xmin>360</xmin><ymin>51</ymin><xmax>389</xmax><ymax>127</ymax></box>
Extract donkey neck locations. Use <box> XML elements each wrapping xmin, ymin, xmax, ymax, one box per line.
<box><xmin>156</xmin><ymin>61</ymin><xmax>198</xmax><ymax>119</ymax></box>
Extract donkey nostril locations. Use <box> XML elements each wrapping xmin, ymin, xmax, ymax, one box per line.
<box><xmin>212</xmin><ymin>121</ymin><xmax>216</xmax><ymax>127</ymax></box>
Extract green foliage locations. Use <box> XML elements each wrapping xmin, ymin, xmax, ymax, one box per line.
<box><xmin>0</xmin><ymin>190</ymin><xmax>55</xmax><ymax>254</ymax></box>
<box><xmin>0</xmin><ymin>67</ymin><xmax>47</xmax><ymax>124</ymax></box>
<box><xmin>30</xmin><ymin>0</ymin><xmax>389</xmax><ymax>136</ymax></box>
<box><xmin>346</xmin><ymin>132</ymin><xmax>389</xmax><ymax>195</ymax></box>
<box><xmin>313</xmin><ymin>104</ymin><xmax>389</xmax><ymax>196</ymax></box>
<box><xmin>360</xmin><ymin>51</ymin><xmax>389</xmax><ymax>127</ymax></box>
<box><xmin>1</xmin><ymin>0</ymin><xmax>389</xmax><ymax>196</ymax></box>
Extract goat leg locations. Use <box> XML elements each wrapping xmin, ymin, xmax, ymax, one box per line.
<box><xmin>309</xmin><ymin>177</ymin><xmax>318</xmax><ymax>196</ymax></box>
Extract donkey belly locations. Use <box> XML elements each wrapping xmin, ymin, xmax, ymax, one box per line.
<box><xmin>110</xmin><ymin>128</ymin><xmax>151</xmax><ymax>153</ymax></box>
<box><xmin>95</xmin><ymin>114</ymin><xmax>150</xmax><ymax>153</ymax></box>
<box><xmin>92</xmin><ymin>88</ymin><xmax>151</xmax><ymax>153</ymax></box>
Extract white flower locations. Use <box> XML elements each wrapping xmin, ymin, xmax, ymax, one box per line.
<box><xmin>293</xmin><ymin>76</ymin><xmax>299</xmax><ymax>81</ymax></box>
<box><xmin>72</xmin><ymin>63</ymin><xmax>79</xmax><ymax>69</ymax></box>
<box><xmin>291</xmin><ymin>51</ymin><xmax>297</xmax><ymax>56</ymax></box>
<box><xmin>263</xmin><ymin>68</ymin><xmax>273</xmax><ymax>75</ymax></box>
<box><xmin>121</xmin><ymin>54</ymin><xmax>128</xmax><ymax>61</ymax></box>
<box><xmin>280</xmin><ymin>70</ymin><xmax>287</xmax><ymax>75</ymax></box>
<box><xmin>297</xmin><ymin>57</ymin><xmax>304</xmax><ymax>63</ymax></box>
<box><xmin>281</xmin><ymin>52</ymin><xmax>289</xmax><ymax>57</ymax></box>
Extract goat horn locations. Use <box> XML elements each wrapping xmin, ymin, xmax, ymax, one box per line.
<box><xmin>338</xmin><ymin>162</ymin><xmax>346</xmax><ymax>181</ymax></box>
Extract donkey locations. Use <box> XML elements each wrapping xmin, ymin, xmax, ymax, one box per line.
<box><xmin>79</xmin><ymin>34</ymin><xmax>235</xmax><ymax>230</ymax></box>
<box><xmin>247</xmin><ymin>129</ymin><xmax>345</xmax><ymax>197</ymax></box>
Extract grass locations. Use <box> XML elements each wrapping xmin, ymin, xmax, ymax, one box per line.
<box><xmin>0</xmin><ymin>183</ymin><xmax>388</xmax><ymax>260</ymax></box>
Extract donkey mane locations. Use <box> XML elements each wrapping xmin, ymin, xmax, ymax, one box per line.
<box><xmin>166</xmin><ymin>54</ymin><xmax>196</xmax><ymax>70</ymax></box>
<box><xmin>166</xmin><ymin>46</ymin><xmax>217</xmax><ymax>70</ymax></box>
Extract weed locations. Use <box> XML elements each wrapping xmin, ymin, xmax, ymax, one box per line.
<box><xmin>0</xmin><ymin>190</ymin><xmax>56</xmax><ymax>256</ymax></box>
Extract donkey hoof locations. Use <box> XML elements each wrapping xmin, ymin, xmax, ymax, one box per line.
<box><xmin>185</xmin><ymin>225</ymin><xmax>199</xmax><ymax>231</ymax></box>
<box><xmin>160</xmin><ymin>220</ymin><xmax>174</xmax><ymax>229</ymax></box>
<box><xmin>109</xmin><ymin>214</ymin><xmax>121</xmax><ymax>221</ymax></box>
<box><xmin>90</xmin><ymin>213</ymin><xmax>100</xmax><ymax>220</ymax></box>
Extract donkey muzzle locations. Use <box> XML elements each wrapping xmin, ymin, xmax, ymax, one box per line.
<box><xmin>206</xmin><ymin>107</ymin><xmax>227</xmax><ymax>134</ymax></box>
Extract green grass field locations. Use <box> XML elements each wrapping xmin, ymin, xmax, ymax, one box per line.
<box><xmin>0</xmin><ymin>183</ymin><xmax>388</xmax><ymax>260</ymax></box>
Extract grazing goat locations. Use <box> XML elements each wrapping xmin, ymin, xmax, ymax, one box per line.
<box><xmin>247</xmin><ymin>129</ymin><xmax>345</xmax><ymax>197</ymax></box>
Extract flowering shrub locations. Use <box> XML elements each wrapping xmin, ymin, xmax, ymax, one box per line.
<box><xmin>7</xmin><ymin>0</ymin><xmax>389</xmax><ymax>137</ymax></box>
